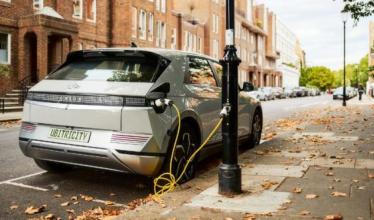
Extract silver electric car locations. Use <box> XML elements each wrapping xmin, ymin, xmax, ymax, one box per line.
<box><xmin>19</xmin><ymin>48</ymin><xmax>262</xmax><ymax>181</ymax></box>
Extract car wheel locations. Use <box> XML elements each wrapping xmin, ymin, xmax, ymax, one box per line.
<box><xmin>34</xmin><ymin>159</ymin><xmax>73</xmax><ymax>173</ymax></box>
<box><xmin>247</xmin><ymin>109</ymin><xmax>263</xmax><ymax>149</ymax></box>
<box><xmin>163</xmin><ymin>124</ymin><xmax>199</xmax><ymax>184</ymax></box>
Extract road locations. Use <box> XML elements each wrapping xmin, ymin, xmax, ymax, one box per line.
<box><xmin>0</xmin><ymin>94</ymin><xmax>335</xmax><ymax>219</ymax></box>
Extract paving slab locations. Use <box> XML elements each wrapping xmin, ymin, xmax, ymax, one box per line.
<box><xmin>200</xmin><ymin>175</ymin><xmax>285</xmax><ymax>196</ymax></box>
<box><xmin>301</xmin><ymin>158</ymin><xmax>356</xmax><ymax>169</ymax></box>
<box><xmin>242</xmin><ymin>164</ymin><xmax>307</xmax><ymax>178</ymax></box>
<box><xmin>355</xmin><ymin>159</ymin><xmax>374</xmax><ymax>169</ymax></box>
<box><xmin>186</xmin><ymin>190</ymin><xmax>292</xmax><ymax>214</ymax></box>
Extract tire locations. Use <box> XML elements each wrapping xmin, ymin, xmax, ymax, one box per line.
<box><xmin>162</xmin><ymin>124</ymin><xmax>199</xmax><ymax>184</ymax></box>
<box><xmin>247</xmin><ymin>109</ymin><xmax>263</xmax><ymax>149</ymax></box>
<box><xmin>34</xmin><ymin>159</ymin><xmax>73</xmax><ymax>173</ymax></box>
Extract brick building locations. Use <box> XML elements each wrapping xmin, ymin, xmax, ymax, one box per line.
<box><xmin>0</xmin><ymin>0</ymin><xmax>282</xmax><ymax>96</ymax></box>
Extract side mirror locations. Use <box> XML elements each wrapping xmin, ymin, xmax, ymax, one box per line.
<box><xmin>242</xmin><ymin>82</ymin><xmax>255</xmax><ymax>92</ymax></box>
<box><xmin>146</xmin><ymin>82</ymin><xmax>170</xmax><ymax>114</ymax></box>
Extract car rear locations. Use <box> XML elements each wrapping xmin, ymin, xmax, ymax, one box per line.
<box><xmin>19</xmin><ymin>49</ymin><xmax>171</xmax><ymax>176</ymax></box>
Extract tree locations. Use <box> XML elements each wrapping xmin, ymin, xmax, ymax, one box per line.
<box><xmin>339</xmin><ymin>0</ymin><xmax>374</xmax><ymax>22</ymax></box>
<box><xmin>300</xmin><ymin>66</ymin><xmax>335</xmax><ymax>91</ymax></box>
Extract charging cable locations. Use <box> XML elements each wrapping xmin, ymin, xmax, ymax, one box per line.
<box><xmin>153</xmin><ymin>99</ymin><xmax>224</xmax><ymax>198</ymax></box>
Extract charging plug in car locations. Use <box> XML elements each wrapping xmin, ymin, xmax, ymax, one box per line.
<box><xmin>146</xmin><ymin>82</ymin><xmax>171</xmax><ymax>114</ymax></box>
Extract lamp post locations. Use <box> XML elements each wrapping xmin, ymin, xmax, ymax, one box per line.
<box><xmin>342</xmin><ymin>12</ymin><xmax>348</xmax><ymax>107</ymax></box>
<box><xmin>218</xmin><ymin>0</ymin><xmax>242</xmax><ymax>195</ymax></box>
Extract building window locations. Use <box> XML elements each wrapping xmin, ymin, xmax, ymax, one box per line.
<box><xmin>0</xmin><ymin>33</ymin><xmax>10</xmax><ymax>64</ymax></box>
<box><xmin>148</xmin><ymin>13</ymin><xmax>154</xmax><ymax>41</ymax></box>
<box><xmin>212</xmin><ymin>39</ymin><xmax>219</xmax><ymax>59</ymax></box>
<box><xmin>197</xmin><ymin>37</ymin><xmax>202</xmax><ymax>53</ymax></box>
<box><xmin>73</xmin><ymin>0</ymin><xmax>83</xmax><ymax>19</ymax></box>
<box><xmin>139</xmin><ymin>10</ymin><xmax>147</xmax><ymax>40</ymax></box>
<box><xmin>156</xmin><ymin>21</ymin><xmax>166</xmax><ymax>48</ymax></box>
<box><xmin>33</xmin><ymin>0</ymin><xmax>43</xmax><ymax>10</ymax></box>
<box><xmin>155</xmin><ymin>0</ymin><xmax>160</xmax><ymax>11</ymax></box>
<box><xmin>86</xmin><ymin>0</ymin><xmax>96</xmax><ymax>22</ymax></box>
<box><xmin>131</xmin><ymin>7</ymin><xmax>138</xmax><ymax>38</ymax></box>
<box><xmin>212</xmin><ymin>14</ymin><xmax>219</xmax><ymax>34</ymax></box>
<box><xmin>171</xmin><ymin>28</ymin><xmax>177</xmax><ymax>49</ymax></box>
<box><xmin>161</xmin><ymin>0</ymin><xmax>166</xmax><ymax>13</ymax></box>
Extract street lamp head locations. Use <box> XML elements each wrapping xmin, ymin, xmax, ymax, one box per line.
<box><xmin>341</xmin><ymin>11</ymin><xmax>349</xmax><ymax>23</ymax></box>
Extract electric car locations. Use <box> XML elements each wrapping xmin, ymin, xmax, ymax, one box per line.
<box><xmin>19</xmin><ymin>48</ymin><xmax>263</xmax><ymax>181</ymax></box>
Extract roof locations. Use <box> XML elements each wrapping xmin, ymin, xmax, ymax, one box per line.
<box><xmin>83</xmin><ymin>47</ymin><xmax>219</xmax><ymax>62</ymax></box>
<box><xmin>36</xmin><ymin>7</ymin><xmax>64</xmax><ymax>19</ymax></box>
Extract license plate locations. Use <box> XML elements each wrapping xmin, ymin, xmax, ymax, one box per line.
<box><xmin>48</xmin><ymin>128</ymin><xmax>91</xmax><ymax>143</ymax></box>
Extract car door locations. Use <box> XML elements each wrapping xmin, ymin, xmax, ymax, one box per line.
<box><xmin>209</xmin><ymin>61</ymin><xmax>251</xmax><ymax>139</ymax></box>
<box><xmin>184</xmin><ymin>56</ymin><xmax>222</xmax><ymax>145</ymax></box>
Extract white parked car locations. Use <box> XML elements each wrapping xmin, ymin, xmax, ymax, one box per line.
<box><xmin>19</xmin><ymin>48</ymin><xmax>263</xmax><ymax>182</ymax></box>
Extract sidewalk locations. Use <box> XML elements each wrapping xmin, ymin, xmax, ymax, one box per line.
<box><xmin>0</xmin><ymin>112</ymin><xmax>22</xmax><ymax>123</ymax></box>
<box><xmin>115</xmin><ymin>97</ymin><xmax>374</xmax><ymax>220</ymax></box>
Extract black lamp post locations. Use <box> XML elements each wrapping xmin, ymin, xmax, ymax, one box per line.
<box><xmin>218</xmin><ymin>0</ymin><xmax>242</xmax><ymax>195</ymax></box>
<box><xmin>342</xmin><ymin>12</ymin><xmax>348</xmax><ymax>107</ymax></box>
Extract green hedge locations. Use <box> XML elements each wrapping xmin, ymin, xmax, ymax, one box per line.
<box><xmin>0</xmin><ymin>64</ymin><xmax>11</xmax><ymax>78</ymax></box>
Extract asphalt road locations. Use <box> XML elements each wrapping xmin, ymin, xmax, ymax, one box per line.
<box><xmin>0</xmin><ymin>94</ymin><xmax>334</xmax><ymax>219</ymax></box>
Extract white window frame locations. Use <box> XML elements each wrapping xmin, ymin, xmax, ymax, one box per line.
<box><xmin>155</xmin><ymin>0</ymin><xmax>160</xmax><ymax>11</ymax></box>
<box><xmin>171</xmin><ymin>28</ymin><xmax>177</xmax><ymax>49</ymax></box>
<box><xmin>72</xmin><ymin>0</ymin><xmax>83</xmax><ymax>19</ymax></box>
<box><xmin>0</xmin><ymin>33</ymin><xmax>11</xmax><ymax>65</ymax></box>
<box><xmin>160</xmin><ymin>0</ymin><xmax>166</xmax><ymax>13</ymax></box>
<box><xmin>86</xmin><ymin>0</ymin><xmax>97</xmax><ymax>23</ymax></box>
<box><xmin>33</xmin><ymin>0</ymin><xmax>43</xmax><ymax>10</ymax></box>
<box><xmin>148</xmin><ymin>13</ymin><xmax>154</xmax><ymax>41</ymax></box>
<box><xmin>131</xmin><ymin>7</ymin><xmax>138</xmax><ymax>38</ymax></box>
<box><xmin>139</xmin><ymin>9</ymin><xmax>147</xmax><ymax>40</ymax></box>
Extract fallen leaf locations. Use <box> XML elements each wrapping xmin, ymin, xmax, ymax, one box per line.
<box><xmin>325</xmin><ymin>172</ymin><xmax>334</xmax><ymax>176</ymax></box>
<box><xmin>54</xmin><ymin>194</ymin><xmax>62</xmax><ymax>198</ymax></box>
<box><xmin>352</xmin><ymin>179</ymin><xmax>359</xmax><ymax>183</ymax></box>
<box><xmin>10</xmin><ymin>205</ymin><xmax>18</xmax><ymax>210</ymax></box>
<box><xmin>243</xmin><ymin>213</ymin><xmax>256</xmax><ymax>220</ymax></box>
<box><xmin>325</xmin><ymin>214</ymin><xmax>343</xmax><ymax>220</ymax></box>
<box><xmin>71</xmin><ymin>196</ymin><xmax>78</xmax><ymax>201</ymax></box>
<box><xmin>110</xmin><ymin>193</ymin><xmax>116</xmax><ymax>196</ymax></box>
<box><xmin>305</xmin><ymin>194</ymin><xmax>318</xmax><ymax>199</ymax></box>
<box><xmin>60</xmin><ymin>202</ymin><xmax>70</xmax><ymax>207</ymax></box>
<box><xmin>300</xmin><ymin>210</ymin><xmax>311</xmax><ymax>215</ymax></box>
<box><xmin>293</xmin><ymin>187</ymin><xmax>302</xmax><ymax>193</ymax></box>
<box><xmin>358</xmin><ymin>186</ymin><xmax>366</xmax><ymax>190</ymax></box>
<box><xmin>25</xmin><ymin>205</ymin><xmax>47</xmax><ymax>215</ymax></box>
<box><xmin>331</xmin><ymin>192</ymin><xmax>347</xmax><ymax>197</ymax></box>
<box><xmin>66</xmin><ymin>209</ymin><xmax>75</xmax><ymax>214</ymax></box>
<box><xmin>105</xmin><ymin>201</ymin><xmax>114</xmax><ymax>206</ymax></box>
<box><xmin>45</xmin><ymin>213</ymin><xmax>55</xmax><ymax>220</ymax></box>
<box><xmin>369</xmin><ymin>173</ymin><xmax>374</xmax><ymax>179</ymax></box>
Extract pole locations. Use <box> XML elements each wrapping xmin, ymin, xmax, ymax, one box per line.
<box><xmin>218</xmin><ymin>0</ymin><xmax>242</xmax><ymax>195</ymax></box>
<box><xmin>343</xmin><ymin>21</ymin><xmax>347</xmax><ymax>107</ymax></box>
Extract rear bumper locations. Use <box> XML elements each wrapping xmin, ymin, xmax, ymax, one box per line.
<box><xmin>19</xmin><ymin>124</ymin><xmax>165</xmax><ymax>176</ymax></box>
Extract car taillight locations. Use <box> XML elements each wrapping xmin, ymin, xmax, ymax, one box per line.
<box><xmin>21</xmin><ymin>122</ymin><xmax>36</xmax><ymax>133</ymax></box>
<box><xmin>124</xmin><ymin>97</ymin><xmax>148</xmax><ymax>107</ymax></box>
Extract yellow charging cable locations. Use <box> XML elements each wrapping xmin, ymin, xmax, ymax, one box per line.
<box><xmin>153</xmin><ymin>104</ymin><xmax>223</xmax><ymax>197</ymax></box>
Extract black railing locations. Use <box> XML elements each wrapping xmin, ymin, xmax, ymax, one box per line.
<box><xmin>0</xmin><ymin>98</ymin><xmax>4</xmax><ymax>114</ymax></box>
<box><xmin>0</xmin><ymin>74</ymin><xmax>33</xmax><ymax>114</ymax></box>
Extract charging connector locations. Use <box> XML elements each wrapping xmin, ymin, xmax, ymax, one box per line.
<box><xmin>155</xmin><ymin>98</ymin><xmax>174</xmax><ymax>108</ymax></box>
<box><xmin>220</xmin><ymin>104</ymin><xmax>231</xmax><ymax>118</ymax></box>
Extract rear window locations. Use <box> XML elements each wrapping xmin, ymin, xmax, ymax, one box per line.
<box><xmin>47</xmin><ymin>52</ymin><xmax>165</xmax><ymax>82</ymax></box>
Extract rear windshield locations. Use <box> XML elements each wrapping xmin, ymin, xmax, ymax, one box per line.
<box><xmin>47</xmin><ymin>52</ymin><xmax>163</xmax><ymax>82</ymax></box>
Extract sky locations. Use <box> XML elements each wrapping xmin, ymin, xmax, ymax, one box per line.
<box><xmin>256</xmin><ymin>0</ymin><xmax>372</xmax><ymax>70</ymax></box>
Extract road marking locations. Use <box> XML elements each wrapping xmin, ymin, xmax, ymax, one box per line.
<box><xmin>0</xmin><ymin>171</ymin><xmax>46</xmax><ymax>185</ymax></box>
<box><xmin>92</xmin><ymin>199</ymin><xmax>127</xmax><ymax>207</ymax></box>
<box><xmin>3</xmin><ymin>182</ymin><xmax>49</xmax><ymax>192</ymax></box>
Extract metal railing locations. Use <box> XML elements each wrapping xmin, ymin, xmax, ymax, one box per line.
<box><xmin>0</xmin><ymin>98</ymin><xmax>4</xmax><ymax>114</ymax></box>
<box><xmin>0</xmin><ymin>74</ymin><xmax>33</xmax><ymax>114</ymax></box>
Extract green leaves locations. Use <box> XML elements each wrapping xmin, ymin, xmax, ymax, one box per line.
<box><xmin>339</xmin><ymin>0</ymin><xmax>374</xmax><ymax>23</ymax></box>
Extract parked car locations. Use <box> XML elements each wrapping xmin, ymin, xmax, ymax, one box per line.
<box><xmin>293</xmin><ymin>87</ymin><xmax>304</xmax><ymax>97</ymax></box>
<box><xmin>273</xmin><ymin>87</ymin><xmax>286</xmax><ymax>99</ymax></box>
<box><xmin>284</xmin><ymin>87</ymin><xmax>296</xmax><ymax>98</ymax></box>
<box><xmin>245</xmin><ymin>88</ymin><xmax>268</xmax><ymax>101</ymax></box>
<box><xmin>260</xmin><ymin>87</ymin><xmax>276</xmax><ymax>100</ymax></box>
<box><xmin>19</xmin><ymin>48</ymin><xmax>263</xmax><ymax>182</ymax></box>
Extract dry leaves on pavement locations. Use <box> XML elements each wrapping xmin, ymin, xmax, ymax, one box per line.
<box><xmin>75</xmin><ymin>207</ymin><xmax>121</xmax><ymax>220</ymax></box>
<box><xmin>10</xmin><ymin>205</ymin><xmax>18</xmax><ymax>210</ymax></box>
<box><xmin>60</xmin><ymin>202</ymin><xmax>70</xmax><ymax>207</ymax></box>
<box><xmin>369</xmin><ymin>173</ymin><xmax>374</xmax><ymax>179</ymax></box>
<box><xmin>299</xmin><ymin>210</ymin><xmax>311</xmax><ymax>216</ymax></box>
<box><xmin>261</xmin><ymin>180</ymin><xmax>278</xmax><ymax>190</ymax></box>
<box><xmin>325</xmin><ymin>214</ymin><xmax>343</xmax><ymax>220</ymax></box>
<box><xmin>331</xmin><ymin>192</ymin><xmax>347</xmax><ymax>197</ymax></box>
<box><xmin>293</xmin><ymin>187</ymin><xmax>302</xmax><ymax>193</ymax></box>
<box><xmin>305</xmin><ymin>194</ymin><xmax>318</xmax><ymax>199</ymax></box>
<box><xmin>25</xmin><ymin>205</ymin><xmax>47</xmax><ymax>215</ymax></box>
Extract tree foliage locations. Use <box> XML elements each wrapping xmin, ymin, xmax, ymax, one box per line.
<box><xmin>300</xmin><ymin>66</ymin><xmax>335</xmax><ymax>91</ymax></box>
<box><xmin>339</xmin><ymin>0</ymin><xmax>374</xmax><ymax>22</ymax></box>
<box><xmin>333</xmin><ymin>54</ymin><xmax>369</xmax><ymax>87</ymax></box>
